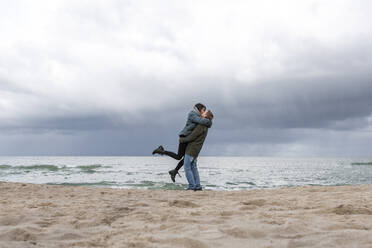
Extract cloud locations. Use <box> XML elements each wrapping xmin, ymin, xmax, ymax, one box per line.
<box><xmin>1</xmin><ymin>0</ymin><xmax>372</xmax><ymax>155</ymax></box>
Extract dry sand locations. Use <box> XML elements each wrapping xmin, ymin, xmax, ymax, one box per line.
<box><xmin>1</xmin><ymin>182</ymin><xmax>372</xmax><ymax>248</ymax></box>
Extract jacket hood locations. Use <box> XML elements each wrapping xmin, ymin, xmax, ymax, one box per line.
<box><xmin>193</xmin><ymin>106</ymin><xmax>201</xmax><ymax>115</ymax></box>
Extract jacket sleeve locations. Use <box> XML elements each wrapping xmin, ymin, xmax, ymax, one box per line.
<box><xmin>189</xmin><ymin>112</ymin><xmax>212</xmax><ymax>127</ymax></box>
<box><xmin>179</xmin><ymin>125</ymin><xmax>204</xmax><ymax>143</ymax></box>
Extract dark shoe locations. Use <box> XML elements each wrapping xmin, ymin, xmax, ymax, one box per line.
<box><xmin>152</xmin><ymin>145</ymin><xmax>164</xmax><ymax>155</ymax></box>
<box><xmin>194</xmin><ymin>187</ymin><xmax>203</xmax><ymax>191</ymax></box>
<box><xmin>168</xmin><ymin>169</ymin><xmax>181</xmax><ymax>183</ymax></box>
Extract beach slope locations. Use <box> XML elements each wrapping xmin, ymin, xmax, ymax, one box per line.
<box><xmin>1</xmin><ymin>182</ymin><xmax>372</xmax><ymax>247</ymax></box>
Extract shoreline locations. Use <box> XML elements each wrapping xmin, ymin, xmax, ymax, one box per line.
<box><xmin>1</xmin><ymin>181</ymin><xmax>372</xmax><ymax>247</ymax></box>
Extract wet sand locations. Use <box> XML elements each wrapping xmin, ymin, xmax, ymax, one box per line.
<box><xmin>1</xmin><ymin>181</ymin><xmax>372</xmax><ymax>247</ymax></box>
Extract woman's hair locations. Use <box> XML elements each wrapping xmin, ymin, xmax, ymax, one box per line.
<box><xmin>206</xmin><ymin>110</ymin><xmax>214</xmax><ymax>120</ymax></box>
<box><xmin>195</xmin><ymin>103</ymin><xmax>206</xmax><ymax>112</ymax></box>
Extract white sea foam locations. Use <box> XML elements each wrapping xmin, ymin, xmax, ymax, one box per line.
<box><xmin>0</xmin><ymin>156</ymin><xmax>372</xmax><ymax>190</ymax></box>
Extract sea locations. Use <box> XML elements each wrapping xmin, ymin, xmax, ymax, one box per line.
<box><xmin>1</xmin><ymin>156</ymin><xmax>372</xmax><ymax>190</ymax></box>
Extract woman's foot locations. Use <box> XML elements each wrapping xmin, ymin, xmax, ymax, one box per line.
<box><xmin>152</xmin><ymin>145</ymin><xmax>164</xmax><ymax>155</ymax></box>
<box><xmin>168</xmin><ymin>169</ymin><xmax>181</xmax><ymax>182</ymax></box>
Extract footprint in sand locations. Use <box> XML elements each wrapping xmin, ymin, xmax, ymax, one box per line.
<box><xmin>168</xmin><ymin>200</ymin><xmax>200</xmax><ymax>208</ymax></box>
<box><xmin>35</xmin><ymin>218</ymin><xmax>55</xmax><ymax>228</ymax></box>
<box><xmin>240</xmin><ymin>199</ymin><xmax>266</xmax><ymax>206</ymax></box>
<box><xmin>331</xmin><ymin>204</ymin><xmax>372</xmax><ymax>215</ymax></box>
<box><xmin>56</xmin><ymin>233</ymin><xmax>84</xmax><ymax>240</ymax></box>
<box><xmin>219</xmin><ymin>210</ymin><xmax>237</xmax><ymax>217</ymax></box>
<box><xmin>220</xmin><ymin>227</ymin><xmax>266</xmax><ymax>239</ymax></box>
<box><xmin>148</xmin><ymin>237</ymin><xmax>209</xmax><ymax>248</ymax></box>
<box><xmin>0</xmin><ymin>227</ymin><xmax>39</xmax><ymax>241</ymax></box>
<box><xmin>239</xmin><ymin>199</ymin><xmax>266</xmax><ymax>211</ymax></box>
<box><xmin>0</xmin><ymin>216</ymin><xmax>25</xmax><ymax>226</ymax></box>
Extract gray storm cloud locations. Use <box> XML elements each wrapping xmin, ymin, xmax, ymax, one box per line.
<box><xmin>0</xmin><ymin>0</ymin><xmax>372</xmax><ymax>156</ymax></box>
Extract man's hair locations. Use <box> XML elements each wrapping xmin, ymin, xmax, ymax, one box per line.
<box><xmin>206</xmin><ymin>110</ymin><xmax>214</xmax><ymax>120</ymax></box>
<box><xmin>195</xmin><ymin>103</ymin><xmax>206</xmax><ymax>112</ymax></box>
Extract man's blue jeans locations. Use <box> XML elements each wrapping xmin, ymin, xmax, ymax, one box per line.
<box><xmin>184</xmin><ymin>154</ymin><xmax>201</xmax><ymax>190</ymax></box>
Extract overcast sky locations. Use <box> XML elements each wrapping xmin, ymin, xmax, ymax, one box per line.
<box><xmin>1</xmin><ymin>0</ymin><xmax>372</xmax><ymax>156</ymax></box>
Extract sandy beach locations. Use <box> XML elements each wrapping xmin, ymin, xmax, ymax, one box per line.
<box><xmin>1</xmin><ymin>182</ymin><xmax>372</xmax><ymax>248</ymax></box>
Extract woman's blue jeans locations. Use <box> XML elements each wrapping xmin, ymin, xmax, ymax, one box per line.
<box><xmin>184</xmin><ymin>154</ymin><xmax>201</xmax><ymax>190</ymax></box>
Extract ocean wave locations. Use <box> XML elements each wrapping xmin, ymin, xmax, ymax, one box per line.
<box><xmin>4</xmin><ymin>164</ymin><xmax>61</xmax><ymax>171</ymax></box>
<box><xmin>47</xmin><ymin>181</ymin><xmax>117</xmax><ymax>187</ymax></box>
<box><xmin>226</xmin><ymin>181</ymin><xmax>256</xmax><ymax>186</ymax></box>
<box><xmin>76</xmin><ymin>164</ymin><xmax>107</xmax><ymax>174</ymax></box>
<box><xmin>351</xmin><ymin>162</ymin><xmax>372</xmax><ymax>165</ymax></box>
<box><xmin>0</xmin><ymin>164</ymin><xmax>112</xmax><ymax>174</ymax></box>
<box><xmin>121</xmin><ymin>181</ymin><xmax>187</xmax><ymax>190</ymax></box>
<box><xmin>0</xmin><ymin>165</ymin><xmax>12</xmax><ymax>169</ymax></box>
<box><xmin>46</xmin><ymin>181</ymin><xmax>187</xmax><ymax>190</ymax></box>
<box><xmin>2</xmin><ymin>157</ymin><xmax>372</xmax><ymax>190</ymax></box>
<box><xmin>76</xmin><ymin>164</ymin><xmax>105</xmax><ymax>170</ymax></box>
<box><xmin>151</xmin><ymin>183</ymin><xmax>187</xmax><ymax>190</ymax></box>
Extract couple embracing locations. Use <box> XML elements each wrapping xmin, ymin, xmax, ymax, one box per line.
<box><xmin>152</xmin><ymin>103</ymin><xmax>214</xmax><ymax>191</ymax></box>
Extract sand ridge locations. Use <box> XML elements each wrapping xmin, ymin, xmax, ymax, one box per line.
<box><xmin>1</xmin><ymin>182</ymin><xmax>372</xmax><ymax>247</ymax></box>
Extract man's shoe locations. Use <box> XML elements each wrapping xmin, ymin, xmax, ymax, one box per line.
<box><xmin>194</xmin><ymin>187</ymin><xmax>203</xmax><ymax>191</ymax></box>
<box><xmin>168</xmin><ymin>169</ymin><xmax>181</xmax><ymax>183</ymax></box>
<box><xmin>152</xmin><ymin>145</ymin><xmax>164</xmax><ymax>155</ymax></box>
